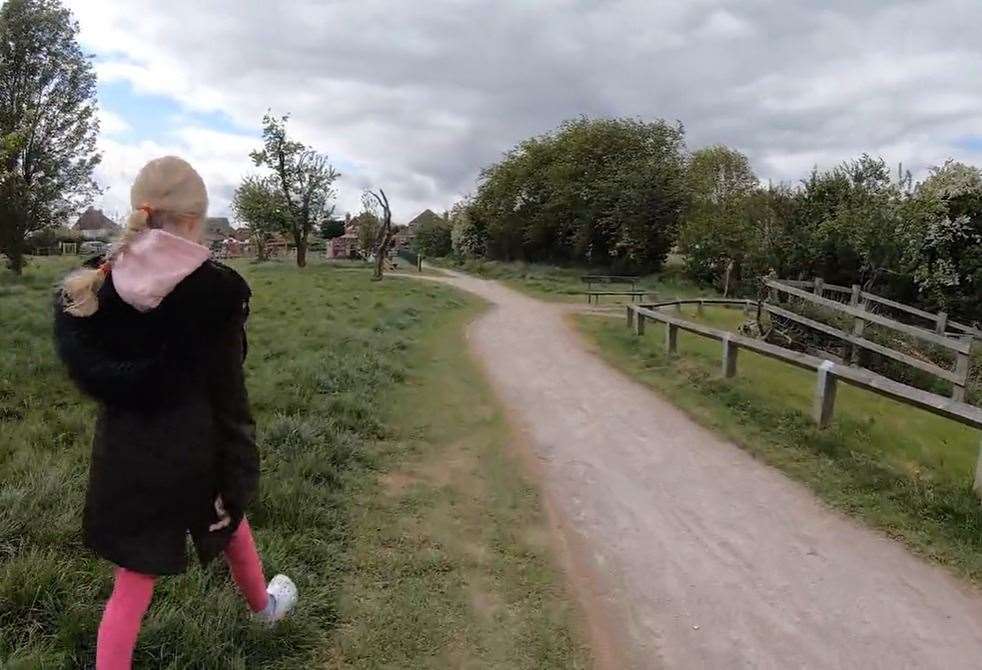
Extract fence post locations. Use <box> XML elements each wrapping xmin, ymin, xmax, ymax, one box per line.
<box><xmin>665</xmin><ymin>323</ymin><xmax>678</xmax><ymax>354</ymax></box>
<box><xmin>952</xmin><ymin>335</ymin><xmax>971</xmax><ymax>402</ymax></box>
<box><xmin>850</xmin><ymin>284</ymin><xmax>861</xmax><ymax>307</ymax></box>
<box><xmin>626</xmin><ymin>305</ymin><xmax>635</xmax><ymax>329</ymax></box>
<box><xmin>417</xmin><ymin>254</ymin><xmax>423</xmax><ymax>272</ymax></box>
<box><xmin>936</xmin><ymin>311</ymin><xmax>948</xmax><ymax>335</ymax></box>
<box><xmin>697</xmin><ymin>300</ymin><xmax>705</xmax><ymax>316</ymax></box>
<box><xmin>675</xmin><ymin>298</ymin><xmax>682</xmax><ymax>313</ymax></box>
<box><xmin>813</xmin><ymin>360</ymin><xmax>838</xmax><ymax>429</ymax></box>
<box><xmin>813</xmin><ymin>277</ymin><xmax>824</xmax><ymax>297</ymax></box>
<box><xmin>721</xmin><ymin>334</ymin><xmax>738</xmax><ymax>378</ymax></box>
<box><xmin>850</xmin><ymin>298</ymin><xmax>868</xmax><ymax>366</ymax></box>
<box><xmin>743</xmin><ymin>300</ymin><xmax>752</xmax><ymax>315</ymax></box>
<box><xmin>634</xmin><ymin>312</ymin><xmax>646</xmax><ymax>336</ymax></box>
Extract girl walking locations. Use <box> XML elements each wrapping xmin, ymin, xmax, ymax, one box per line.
<box><xmin>54</xmin><ymin>156</ymin><xmax>296</xmax><ymax>669</ymax></box>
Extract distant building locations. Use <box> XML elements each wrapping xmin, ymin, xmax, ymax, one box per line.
<box><xmin>406</xmin><ymin>209</ymin><xmax>443</xmax><ymax>236</ymax></box>
<box><xmin>74</xmin><ymin>208</ymin><xmax>119</xmax><ymax>240</ymax></box>
<box><xmin>327</xmin><ymin>216</ymin><xmax>363</xmax><ymax>259</ymax></box>
<box><xmin>202</xmin><ymin>217</ymin><xmax>235</xmax><ymax>247</ymax></box>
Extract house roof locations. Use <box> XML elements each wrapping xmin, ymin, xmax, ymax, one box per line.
<box><xmin>74</xmin><ymin>208</ymin><xmax>119</xmax><ymax>231</ymax></box>
<box><xmin>202</xmin><ymin>217</ymin><xmax>235</xmax><ymax>242</ymax></box>
<box><xmin>407</xmin><ymin>209</ymin><xmax>443</xmax><ymax>228</ymax></box>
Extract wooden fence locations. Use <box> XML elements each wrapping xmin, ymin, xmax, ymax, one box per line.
<box><xmin>780</xmin><ymin>277</ymin><xmax>981</xmax><ymax>340</ymax></box>
<box><xmin>625</xmin><ymin>302</ymin><xmax>982</xmax><ymax>495</ymax></box>
<box><xmin>766</xmin><ymin>280</ymin><xmax>974</xmax><ymax>401</ymax></box>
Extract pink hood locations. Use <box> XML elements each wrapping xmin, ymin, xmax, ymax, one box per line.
<box><xmin>112</xmin><ymin>229</ymin><xmax>211</xmax><ymax>312</ymax></box>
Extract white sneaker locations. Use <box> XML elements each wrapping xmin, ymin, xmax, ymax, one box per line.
<box><xmin>258</xmin><ymin>574</ymin><xmax>297</xmax><ymax>623</ymax></box>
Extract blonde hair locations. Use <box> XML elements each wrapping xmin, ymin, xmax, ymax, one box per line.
<box><xmin>62</xmin><ymin>156</ymin><xmax>209</xmax><ymax>316</ymax></box>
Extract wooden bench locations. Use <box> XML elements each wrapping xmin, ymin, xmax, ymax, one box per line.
<box><xmin>580</xmin><ymin>275</ymin><xmax>641</xmax><ymax>290</ymax></box>
<box><xmin>582</xmin><ymin>290</ymin><xmax>649</xmax><ymax>305</ymax></box>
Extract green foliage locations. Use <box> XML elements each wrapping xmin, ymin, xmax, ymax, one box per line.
<box><xmin>412</xmin><ymin>215</ymin><xmax>452</xmax><ymax>257</ymax></box>
<box><xmin>231</xmin><ymin>175</ymin><xmax>290</xmax><ymax>260</ymax></box>
<box><xmin>468</xmin><ymin>117</ymin><xmax>688</xmax><ymax>271</ymax></box>
<box><xmin>352</xmin><ymin>211</ymin><xmax>380</xmax><ymax>255</ymax></box>
<box><xmin>674</xmin><ymin>150</ymin><xmax>982</xmax><ymax>325</ymax></box>
<box><xmin>249</xmin><ymin>113</ymin><xmax>339</xmax><ymax>267</ymax></box>
<box><xmin>903</xmin><ymin>161</ymin><xmax>982</xmax><ymax>321</ymax></box>
<box><xmin>678</xmin><ymin>145</ymin><xmax>761</xmax><ymax>292</ymax></box>
<box><xmin>0</xmin><ymin>0</ymin><xmax>100</xmax><ymax>273</ymax></box>
<box><xmin>449</xmin><ymin>200</ymin><xmax>486</xmax><ymax>258</ymax></box>
<box><xmin>319</xmin><ymin>218</ymin><xmax>344</xmax><ymax>239</ymax></box>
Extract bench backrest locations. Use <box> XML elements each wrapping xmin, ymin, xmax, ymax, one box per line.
<box><xmin>580</xmin><ymin>275</ymin><xmax>639</xmax><ymax>285</ymax></box>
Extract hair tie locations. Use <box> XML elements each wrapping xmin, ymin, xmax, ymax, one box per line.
<box><xmin>98</xmin><ymin>261</ymin><xmax>112</xmax><ymax>276</ymax></box>
<box><xmin>137</xmin><ymin>204</ymin><xmax>153</xmax><ymax>217</ymax></box>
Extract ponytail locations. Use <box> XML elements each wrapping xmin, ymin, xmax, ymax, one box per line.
<box><xmin>61</xmin><ymin>207</ymin><xmax>151</xmax><ymax>317</ymax></box>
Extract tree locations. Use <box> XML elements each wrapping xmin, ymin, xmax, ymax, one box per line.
<box><xmin>904</xmin><ymin>161</ymin><xmax>982</xmax><ymax>322</ymax></box>
<box><xmin>450</xmin><ymin>199</ymin><xmax>486</xmax><ymax>258</ymax></box>
<box><xmin>249</xmin><ymin>113</ymin><xmax>338</xmax><ymax>267</ymax></box>
<box><xmin>363</xmin><ymin>189</ymin><xmax>393</xmax><ymax>281</ymax></box>
<box><xmin>0</xmin><ymin>0</ymin><xmax>100</xmax><ymax>273</ymax></box>
<box><xmin>413</xmin><ymin>216</ymin><xmax>452</xmax><ymax>257</ymax></box>
<box><xmin>351</xmin><ymin>210</ymin><xmax>380</xmax><ymax>256</ymax></box>
<box><xmin>232</xmin><ymin>175</ymin><xmax>290</xmax><ymax>261</ymax></box>
<box><xmin>469</xmin><ymin>117</ymin><xmax>688</xmax><ymax>271</ymax></box>
<box><xmin>319</xmin><ymin>218</ymin><xmax>344</xmax><ymax>239</ymax></box>
<box><xmin>678</xmin><ymin>145</ymin><xmax>760</xmax><ymax>291</ymax></box>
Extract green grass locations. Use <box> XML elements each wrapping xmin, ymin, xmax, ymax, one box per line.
<box><xmin>428</xmin><ymin>257</ymin><xmax>709</xmax><ymax>304</ymax></box>
<box><xmin>576</xmin><ymin>306</ymin><xmax>982</xmax><ymax>582</ymax></box>
<box><xmin>0</xmin><ymin>257</ymin><xmax>585</xmax><ymax>668</ymax></box>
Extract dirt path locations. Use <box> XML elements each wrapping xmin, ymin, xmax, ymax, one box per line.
<box><xmin>402</xmin><ymin>269</ymin><xmax>982</xmax><ymax>669</ymax></box>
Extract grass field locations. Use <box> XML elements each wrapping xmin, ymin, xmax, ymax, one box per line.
<box><xmin>428</xmin><ymin>257</ymin><xmax>708</xmax><ymax>304</ymax></box>
<box><xmin>576</xmin><ymin>305</ymin><xmax>982</xmax><ymax>582</ymax></box>
<box><xmin>0</xmin><ymin>257</ymin><xmax>586</xmax><ymax>668</ymax></box>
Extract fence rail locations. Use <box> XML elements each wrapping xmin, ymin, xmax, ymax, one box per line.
<box><xmin>766</xmin><ymin>279</ymin><xmax>973</xmax><ymax>400</ymax></box>
<box><xmin>624</xmin><ymin>303</ymin><xmax>982</xmax><ymax>494</ymax></box>
<box><xmin>785</xmin><ymin>276</ymin><xmax>981</xmax><ymax>339</ymax></box>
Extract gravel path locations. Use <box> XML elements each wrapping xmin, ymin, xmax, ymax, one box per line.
<box><xmin>409</xmin><ymin>269</ymin><xmax>982</xmax><ymax>669</ymax></box>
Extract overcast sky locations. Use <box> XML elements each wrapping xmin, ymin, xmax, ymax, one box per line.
<box><xmin>63</xmin><ymin>0</ymin><xmax>982</xmax><ymax>223</ymax></box>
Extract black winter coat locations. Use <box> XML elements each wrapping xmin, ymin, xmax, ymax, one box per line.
<box><xmin>54</xmin><ymin>259</ymin><xmax>259</xmax><ymax>575</ymax></box>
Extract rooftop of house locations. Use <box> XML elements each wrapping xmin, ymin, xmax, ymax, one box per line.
<box><xmin>407</xmin><ymin>209</ymin><xmax>444</xmax><ymax>229</ymax></box>
<box><xmin>74</xmin><ymin>208</ymin><xmax>119</xmax><ymax>232</ymax></box>
<box><xmin>202</xmin><ymin>217</ymin><xmax>235</xmax><ymax>241</ymax></box>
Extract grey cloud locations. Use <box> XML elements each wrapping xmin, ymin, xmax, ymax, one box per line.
<box><xmin>68</xmin><ymin>0</ymin><xmax>982</xmax><ymax>219</ymax></box>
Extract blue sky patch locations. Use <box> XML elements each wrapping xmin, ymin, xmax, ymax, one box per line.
<box><xmin>98</xmin><ymin>80</ymin><xmax>248</xmax><ymax>142</ymax></box>
<box><xmin>953</xmin><ymin>136</ymin><xmax>982</xmax><ymax>153</ymax></box>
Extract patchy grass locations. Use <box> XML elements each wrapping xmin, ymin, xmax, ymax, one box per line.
<box><xmin>428</xmin><ymin>257</ymin><xmax>709</xmax><ymax>304</ymax></box>
<box><xmin>0</xmin><ymin>256</ymin><xmax>585</xmax><ymax>668</ymax></box>
<box><xmin>327</xmin><ymin>292</ymin><xmax>589</xmax><ymax>668</ymax></box>
<box><xmin>576</xmin><ymin>306</ymin><xmax>982</xmax><ymax>582</ymax></box>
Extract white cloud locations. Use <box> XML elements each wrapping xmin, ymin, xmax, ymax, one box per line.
<box><xmin>65</xmin><ymin>0</ymin><xmax>982</xmax><ymax>221</ymax></box>
<box><xmin>94</xmin><ymin>128</ymin><xmax>261</xmax><ymax>223</ymax></box>
<box><xmin>98</xmin><ymin>109</ymin><xmax>130</xmax><ymax>136</ymax></box>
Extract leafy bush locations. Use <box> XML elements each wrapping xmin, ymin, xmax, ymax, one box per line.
<box><xmin>468</xmin><ymin>116</ymin><xmax>688</xmax><ymax>271</ymax></box>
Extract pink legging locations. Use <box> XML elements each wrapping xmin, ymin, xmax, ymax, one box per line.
<box><xmin>95</xmin><ymin>517</ymin><xmax>268</xmax><ymax>670</ymax></box>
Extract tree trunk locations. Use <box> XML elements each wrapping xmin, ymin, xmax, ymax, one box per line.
<box><xmin>373</xmin><ymin>250</ymin><xmax>384</xmax><ymax>281</ymax></box>
<box><xmin>296</xmin><ymin>239</ymin><xmax>307</xmax><ymax>267</ymax></box>
<box><xmin>4</xmin><ymin>246</ymin><xmax>24</xmax><ymax>275</ymax></box>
